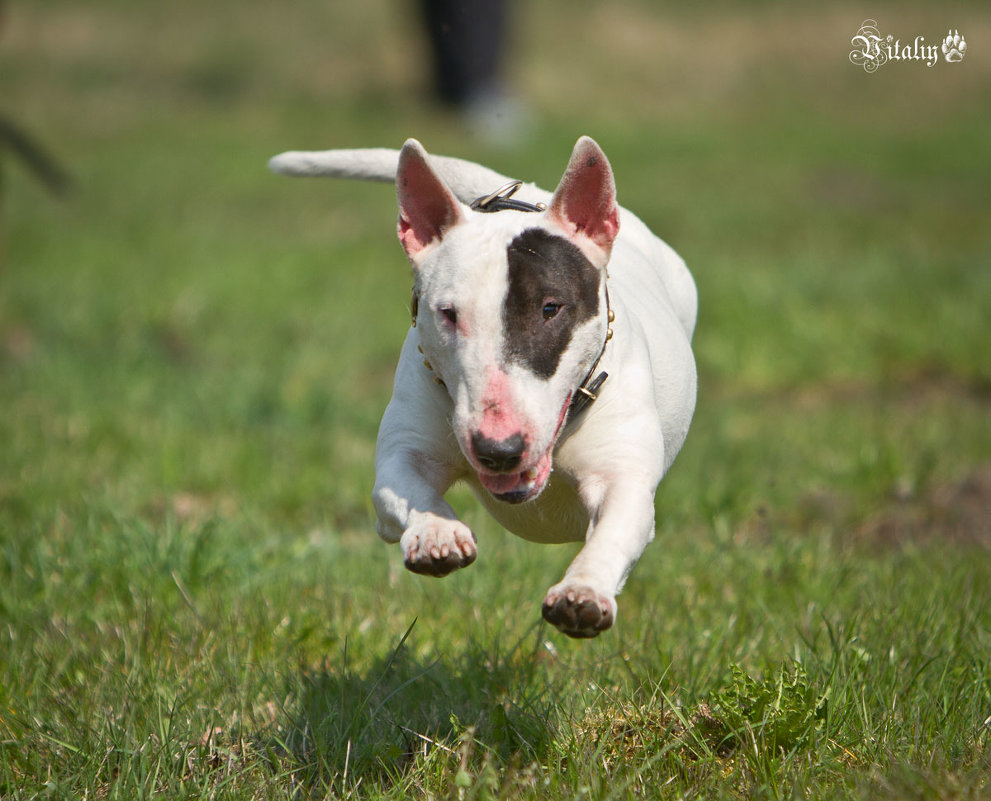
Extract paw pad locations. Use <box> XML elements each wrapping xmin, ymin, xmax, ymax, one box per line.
<box><xmin>401</xmin><ymin>521</ymin><xmax>477</xmax><ymax>577</ymax></box>
<box><xmin>542</xmin><ymin>584</ymin><xmax>615</xmax><ymax>638</ymax></box>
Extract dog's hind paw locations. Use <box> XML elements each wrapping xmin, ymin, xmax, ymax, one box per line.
<box><xmin>541</xmin><ymin>583</ymin><xmax>616</xmax><ymax>638</ymax></box>
<box><xmin>401</xmin><ymin>519</ymin><xmax>477</xmax><ymax>577</ymax></box>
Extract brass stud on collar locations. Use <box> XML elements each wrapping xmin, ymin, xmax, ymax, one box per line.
<box><xmin>416</xmin><ymin>340</ymin><xmax>445</xmax><ymax>388</ymax></box>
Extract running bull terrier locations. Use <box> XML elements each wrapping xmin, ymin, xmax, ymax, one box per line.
<box><xmin>268</xmin><ymin>137</ymin><xmax>697</xmax><ymax>637</ymax></box>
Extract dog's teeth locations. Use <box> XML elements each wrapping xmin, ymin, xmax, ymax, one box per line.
<box><xmin>523</xmin><ymin>468</ymin><xmax>537</xmax><ymax>481</ymax></box>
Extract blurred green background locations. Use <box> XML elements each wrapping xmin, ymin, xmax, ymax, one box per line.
<box><xmin>1</xmin><ymin>1</ymin><xmax>990</xmax><ymax>797</ymax></box>
<box><xmin>3</xmin><ymin>0</ymin><xmax>988</xmax><ymax>530</ymax></box>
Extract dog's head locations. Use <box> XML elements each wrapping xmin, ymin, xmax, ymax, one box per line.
<box><xmin>396</xmin><ymin>137</ymin><xmax>620</xmax><ymax>503</ymax></box>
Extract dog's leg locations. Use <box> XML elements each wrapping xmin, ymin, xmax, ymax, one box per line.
<box><xmin>541</xmin><ymin>478</ymin><xmax>657</xmax><ymax>637</ymax></box>
<box><xmin>374</xmin><ymin>450</ymin><xmax>477</xmax><ymax>577</ymax></box>
<box><xmin>372</xmin><ymin>339</ymin><xmax>476</xmax><ymax>578</ymax></box>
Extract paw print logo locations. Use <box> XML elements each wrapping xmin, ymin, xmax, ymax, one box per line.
<box><xmin>941</xmin><ymin>29</ymin><xmax>967</xmax><ymax>63</ymax></box>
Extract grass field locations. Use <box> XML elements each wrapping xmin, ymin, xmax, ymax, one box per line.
<box><xmin>2</xmin><ymin>1</ymin><xmax>990</xmax><ymax>798</ymax></box>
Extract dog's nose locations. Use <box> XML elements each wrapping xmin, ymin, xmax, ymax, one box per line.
<box><xmin>472</xmin><ymin>431</ymin><xmax>525</xmax><ymax>473</ymax></box>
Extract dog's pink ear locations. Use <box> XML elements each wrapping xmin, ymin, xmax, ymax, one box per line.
<box><xmin>396</xmin><ymin>139</ymin><xmax>464</xmax><ymax>262</ymax></box>
<box><xmin>546</xmin><ymin>136</ymin><xmax>620</xmax><ymax>263</ymax></box>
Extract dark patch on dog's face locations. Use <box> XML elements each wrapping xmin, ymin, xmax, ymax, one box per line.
<box><xmin>503</xmin><ymin>228</ymin><xmax>601</xmax><ymax>378</ymax></box>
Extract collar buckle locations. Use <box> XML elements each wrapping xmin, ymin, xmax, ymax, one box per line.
<box><xmin>569</xmin><ymin>371</ymin><xmax>609</xmax><ymax>419</ymax></box>
<box><xmin>470</xmin><ymin>180</ymin><xmax>547</xmax><ymax>214</ymax></box>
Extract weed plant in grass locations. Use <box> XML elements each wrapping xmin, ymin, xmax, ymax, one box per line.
<box><xmin>2</xmin><ymin>0</ymin><xmax>990</xmax><ymax>798</ymax></box>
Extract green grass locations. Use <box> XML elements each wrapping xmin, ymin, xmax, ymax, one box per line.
<box><xmin>2</xmin><ymin>1</ymin><xmax>990</xmax><ymax>798</ymax></box>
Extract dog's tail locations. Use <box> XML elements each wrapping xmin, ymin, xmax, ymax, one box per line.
<box><xmin>267</xmin><ymin>146</ymin><xmax>547</xmax><ymax>207</ymax></box>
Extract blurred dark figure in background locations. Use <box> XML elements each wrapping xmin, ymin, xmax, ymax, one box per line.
<box><xmin>419</xmin><ymin>0</ymin><xmax>527</xmax><ymax>140</ymax></box>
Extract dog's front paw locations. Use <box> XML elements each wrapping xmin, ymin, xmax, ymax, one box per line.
<box><xmin>541</xmin><ymin>582</ymin><xmax>616</xmax><ymax>638</ymax></box>
<box><xmin>401</xmin><ymin>519</ymin><xmax>477</xmax><ymax>577</ymax></box>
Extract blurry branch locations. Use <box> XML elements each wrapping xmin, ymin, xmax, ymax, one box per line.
<box><xmin>0</xmin><ymin>113</ymin><xmax>72</xmax><ymax>196</ymax></box>
<box><xmin>1</xmin><ymin>0</ymin><xmax>71</xmax><ymax>203</ymax></box>
<box><xmin>1</xmin><ymin>0</ymin><xmax>72</xmax><ymax>264</ymax></box>
<box><xmin>0</xmin><ymin>111</ymin><xmax>73</xmax><ymax>268</ymax></box>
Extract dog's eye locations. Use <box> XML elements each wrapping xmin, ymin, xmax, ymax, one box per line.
<box><xmin>439</xmin><ymin>306</ymin><xmax>458</xmax><ymax>326</ymax></box>
<box><xmin>542</xmin><ymin>302</ymin><xmax>562</xmax><ymax>321</ymax></box>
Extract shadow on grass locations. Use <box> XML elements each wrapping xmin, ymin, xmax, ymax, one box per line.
<box><xmin>280</xmin><ymin>620</ymin><xmax>558</xmax><ymax>794</ymax></box>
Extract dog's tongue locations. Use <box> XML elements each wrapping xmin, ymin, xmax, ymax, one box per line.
<box><xmin>477</xmin><ymin>452</ymin><xmax>552</xmax><ymax>500</ymax></box>
<box><xmin>479</xmin><ymin>471</ymin><xmax>527</xmax><ymax>496</ymax></box>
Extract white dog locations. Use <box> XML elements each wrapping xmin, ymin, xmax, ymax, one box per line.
<box><xmin>269</xmin><ymin>137</ymin><xmax>697</xmax><ymax>637</ymax></box>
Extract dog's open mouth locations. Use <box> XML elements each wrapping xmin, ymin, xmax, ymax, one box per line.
<box><xmin>475</xmin><ymin>392</ymin><xmax>572</xmax><ymax>504</ymax></box>
<box><xmin>477</xmin><ymin>450</ymin><xmax>553</xmax><ymax>504</ymax></box>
